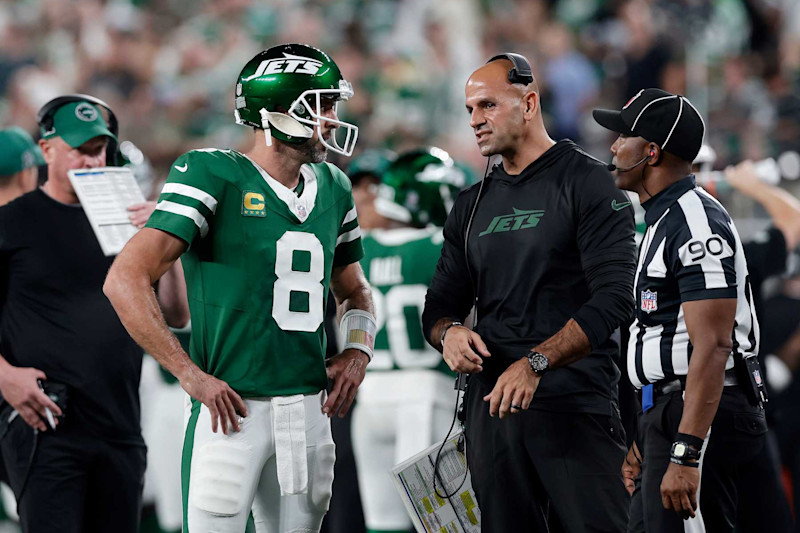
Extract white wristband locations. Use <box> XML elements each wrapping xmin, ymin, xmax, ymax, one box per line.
<box><xmin>339</xmin><ymin>309</ymin><xmax>377</xmax><ymax>362</ymax></box>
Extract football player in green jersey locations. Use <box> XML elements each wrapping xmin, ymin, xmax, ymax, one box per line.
<box><xmin>351</xmin><ymin>147</ymin><xmax>466</xmax><ymax>533</ymax></box>
<box><xmin>104</xmin><ymin>44</ymin><xmax>376</xmax><ymax>533</ymax></box>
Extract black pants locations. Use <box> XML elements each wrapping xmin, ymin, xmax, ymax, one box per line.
<box><xmin>0</xmin><ymin>419</ymin><xmax>146</xmax><ymax>533</ymax></box>
<box><xmin>632</xmin><ymin>386</ymin><xmax>793</xmax><ymax>533</ymax></box>
<box><xmin>464</xmin><ymin>376</ymin><xmax>630</xmax><ymax>533</ymax></box>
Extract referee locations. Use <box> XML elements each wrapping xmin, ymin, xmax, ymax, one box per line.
<box><xmin>594</xmin><ymin>88</ymin><xmax>780</xmax><ymax>532</ymax></box>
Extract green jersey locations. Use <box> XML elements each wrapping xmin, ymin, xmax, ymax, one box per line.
<box><xmin>360</xmin><ymin>227</ymin><xmax>452</xmax><ymax>374</ymax></box>
<box><xmin>146</xmin><ymin>149</ymin><xmax>363</xmax><ymax>397</ymax></box>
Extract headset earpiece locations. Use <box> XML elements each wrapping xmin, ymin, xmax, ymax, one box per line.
<box><xmin>487</xmin><ymin>53</ymin><xmax>534</xmax><ymax>86</ymax></box>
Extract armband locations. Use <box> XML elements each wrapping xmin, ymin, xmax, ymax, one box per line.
<box><xmin>675</xmin><ymin>432</ymin><xmax>704</xmax><ymax>451</ymax></box>
<box><xmin>340</xmin><ymin>309</ymin><xmax>377</xmax><ymax>362</ymax></box>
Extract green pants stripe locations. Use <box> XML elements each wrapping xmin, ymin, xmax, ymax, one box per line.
<box><xmin>181</xmin><ymin>398</ymin><xmax>201</xmax><ymax>532</ymax></box>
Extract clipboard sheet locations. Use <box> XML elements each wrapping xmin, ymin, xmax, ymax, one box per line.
<box><xmin>392</xmin><ymin>430</ymin><xmax>481</xmax><ymax>533</ymax></box>
<box><xmin>67</xmin><ymin>167</ymin><xmax>146</xmax><ymax>256</ymax></box>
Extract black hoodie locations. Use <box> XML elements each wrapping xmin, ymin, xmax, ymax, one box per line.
<box><xmin>423</xmin><ymin>140</ymin><xmax>636</xmax><ymax>414</ymax></box>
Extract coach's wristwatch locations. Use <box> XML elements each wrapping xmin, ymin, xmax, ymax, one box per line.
<box><xmin>526</xmin><ymin>350</ymin><xmax>550</xmax><ymax>375</ymax></box>
<box><xmin>440</xmin><ymin>321</ymin><xmax>463</xmax><ymax>349</ymax></box>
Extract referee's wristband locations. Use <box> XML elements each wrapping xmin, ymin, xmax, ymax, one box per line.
<box><xmin>675</xmin><ymin>432</ymin><xmax>704</xmax><ymax>451</ymax></box>
<box><xmin>669</xmin><ymin>456</ymin><xmax>699</xmax><ymax>468</ymax></box>
<box><xmin>440</xmin><ymin>321</ymin><xmax>463</xmax><ymax>349</ymax></box>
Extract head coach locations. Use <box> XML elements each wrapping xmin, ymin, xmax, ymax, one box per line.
<box><xmin>0</xmin><ymin>95</ymin><xmax>187</xmax><ymax>533</ymax></box>
<box><xmin>594</xmin><ymin>88</ymin><xmax>783</xmax><ymax>532</ymax></box>
<box><xmin>421</xmin><ymin>54</ymin><xmax>637</xmax><ymax>531</ymax></box>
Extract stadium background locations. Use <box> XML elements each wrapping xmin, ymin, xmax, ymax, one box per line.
<box><xmin>1</xmin><ymin>0</ymin><xmax>800</xmax><ymax>531</ymax></box>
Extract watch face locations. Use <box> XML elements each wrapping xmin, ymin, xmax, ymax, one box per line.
<box><xmin>529</xmin><ymin>352</ymin><xmax>548</xmax><ymax>373</ymax></box>
<box><xmin>673</xmin><ymin>443</ymin><xmax>687</xmax><ymax>457</ymax></box>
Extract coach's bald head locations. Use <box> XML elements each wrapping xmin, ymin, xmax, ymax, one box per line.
<box><xmin>465</xmin><ymin>58</ymin><xmax>552</xmax><ymax>172</ymax></box>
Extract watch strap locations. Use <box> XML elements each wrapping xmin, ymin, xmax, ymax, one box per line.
<box><xmin>669</xmin><ymin>456</ymin><xmax>700</xmax><ymax>468</ymax></box>
<box><xmin>440</xmin><ymin>321</ymin><xmax>463</xmax><ymax>349</ymax></box>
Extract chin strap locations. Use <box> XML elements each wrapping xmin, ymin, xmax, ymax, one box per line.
<box><xmin>259</xmin><ymin>108</ymin><xmax>273</xmax><ymax>147</ymax></box>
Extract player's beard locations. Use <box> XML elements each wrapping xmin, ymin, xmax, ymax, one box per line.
<box><xmin>296</xmin><ymin>136</ymin><xmax>328</xmax><ymax>164</ymax></box>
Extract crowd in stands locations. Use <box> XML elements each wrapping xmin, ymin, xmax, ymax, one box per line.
<box><xmin>1</xmin><ymin>0</ymin><xmax>799</xmax><ymax>189</ymax></box>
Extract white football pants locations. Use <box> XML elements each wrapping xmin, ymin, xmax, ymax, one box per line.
<box><xmin>183</xmin><ymin>391</ymin><xmax>335</xmax><ymax>533</ymax></box>
<box><xmin>352</xmin><ymin>370</ymin><xmax>455</xmax><ymax>531</ymax></box>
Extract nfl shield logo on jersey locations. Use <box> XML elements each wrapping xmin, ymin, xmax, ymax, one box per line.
<box><xmin>641</xmin><ymin>290</ymin><xmax>658</xmax><ymax>313</ymax></box>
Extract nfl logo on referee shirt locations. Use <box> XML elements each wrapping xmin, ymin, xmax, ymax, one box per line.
<box><xmin>641</xmin><ymin>290</ymin><xmax>658</xmax><ymax>313</ymax></box>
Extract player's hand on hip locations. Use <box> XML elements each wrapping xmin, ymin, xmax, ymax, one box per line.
<box><xmin>660</xmin><ymin>462</ymin><xmax>699</xmax><ymax>519</ymax></box>
<box><xmin>127</xmin><ymin>201</ymin><xmax>157</xmax><ymax>229</ymax></box>
<box><xmin>323</xmin><ymin>348</ymin><xmax>368</xmax><ymax>418</ymax></box>
<box><xmin>0</xmin><ymin>366</ymin><xmax>61</xmax><ymax>432</ymax></box>
<box><xmin>442</xmin><ymin>326</ymin><xmax>490</xmax><ymax>374</ymax></box>
<box><xmin>180</xmin><ymin>369</ymin><xmax>248</xmax><ymax>435</ymax></box>
<box><xmin>622</xmin><ymin>443</ymin><xmax>642</xmax><ymax>496</ymax></box>
<box><xmin>483</xmin><ymin>358</ymin><xmax>539</xmax><ymax>419</ymax></box>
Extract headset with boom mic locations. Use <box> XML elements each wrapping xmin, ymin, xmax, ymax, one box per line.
<box><xmin>37</xmin><ymin>94</ymin><xmax>121</xmax><ymax>166</ymax></box>
<box><xmin>607</xmin><ymin>150</ymin><xmax>656</xmax><ymax>172</ymax></box>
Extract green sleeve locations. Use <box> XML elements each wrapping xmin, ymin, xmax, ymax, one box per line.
<box><xmin>332</xmin><ymin>173</ymin><xmax>363</xmax><ymax>267</ymax></box>
<box><xmin>145</xmin><ymin>152</ymin><xmax>220</xmax><ymax>246</ymax></box>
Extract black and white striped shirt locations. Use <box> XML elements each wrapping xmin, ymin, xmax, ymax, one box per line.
<box><xmin>628</xmin><ymin>176</ymin><xmax>759</xmax><ymax>389</ymax></box>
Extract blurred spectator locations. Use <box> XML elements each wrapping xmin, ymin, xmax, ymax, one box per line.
<box><xmin>619</xmin><ymin>0</ymin><xmax>672</xmax><ymax>99</ymax></box>
<box><xmin>539</xmin><ymin>22</ymin><xmax>599</xmax><ymax>141</ymax></box>
<box><xmin>0</xmin><ymin>0</ymin><xmax>796</xmax><ymax>188</ymax></box>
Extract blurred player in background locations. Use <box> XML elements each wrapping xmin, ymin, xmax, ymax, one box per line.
<box><xmin>104</xmin><ymin>44</ymin><xmax>375</xmax><ymax>533</ymax></box>
<box><xmin>0</xmin><ymin>127</ymin><xmax>44</xmax><ymax>205</ymax></box>
<box><xmin>321</xmin><ymin>149</ymin><xmax>396</xmax><ymax>533</ymax></box>
<box><xmin>351</xmin><ymin>147</ymin><xmax>466</xmax><ymax>533</ymax></box>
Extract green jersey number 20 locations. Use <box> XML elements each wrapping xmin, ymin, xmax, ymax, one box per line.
<box><xmin>371</xmin><ymin>284</ymin><xmax>440</xmax><ymax>369</ymax></box>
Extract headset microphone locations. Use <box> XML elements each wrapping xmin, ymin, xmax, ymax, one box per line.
<box><xmin>607</xmin><ymin>151</ymin><xmax>654</xmax><ymax>173</ymax></box>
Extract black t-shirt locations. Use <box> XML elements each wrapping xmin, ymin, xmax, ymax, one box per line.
<box><xmin>0</xmin><ymin>189</ymin><xmax>143</xmax><ymax>444</ymax></box>
<box><xmin>423</xmin><ymin>140</ymin><xmax>637</xmax><ymax>414</ymax></box>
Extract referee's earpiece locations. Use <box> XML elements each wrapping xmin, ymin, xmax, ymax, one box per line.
<box><xmin>648</xmin><ymin>147</ymin><xmax>659</xmax><ymax>165</ymax></box>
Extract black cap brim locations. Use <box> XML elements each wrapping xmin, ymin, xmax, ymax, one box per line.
<box><xmin>592</xmin><ymin>109</ymin><xmax>634</xmax><ymax>136</ymax></box>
